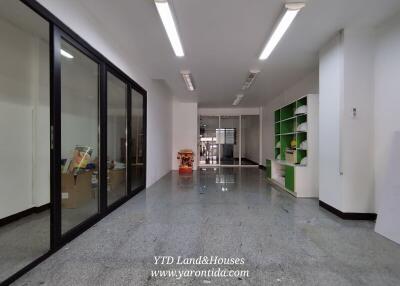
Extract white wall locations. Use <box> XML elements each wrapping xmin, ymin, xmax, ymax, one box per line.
<box><xmin>37</xmin><ymin>0</ymin><xmax>174</xmax><ymax>188</ymax></box>
<box><xmin>242</xmin><ymin>115</ymin><xmax>260</xmax><ymax>164</ymax></box>
<box><xmin>172</xmin><ymin>100</ymin><xmax>198</xmax><ymax>170</ymax></box>
<box><xmin>319</xmin><ymin>29</ymin><xmax>375</xmax><ymax>213</ymax></box>
<box><xmin>147</xmin><ymin>80</ymin><xmax>173</xmax><ymax>184</ymax></box>
<box><xmin>0</xmin><ymin>14</ymin><xmax>50</xmax><ymax>219</ymax></box>
<box><xmin>374</xmin><ymin>11</ymin><xmax>400</xmax><ymax>244</ymax></box>
<box><xmin>342</xmin><ymin>28</ymin><xmax>375</xmax><ymax>213</ymax></box>
<box><xmin>261</xmin><ymin>71</ymin><xmax>319</xmax><ymax>165</ymax></box>
<box><xmin>319</xmin><ymin>33</ymin><xmax>344</xmax><ymax>209</ymax></box>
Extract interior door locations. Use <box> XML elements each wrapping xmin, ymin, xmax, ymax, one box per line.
<box><xmin>53</xmin><ymin>28</ymin><xmax>102</xmax><ymax>236</ymax></box>
<box><xmin>219</xmin><ymin>116</ymin><xmax>239</xmax><ymax>165</ymax></box>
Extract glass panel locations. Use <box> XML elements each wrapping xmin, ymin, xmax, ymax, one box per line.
<box><xmin>0</xmin><ymin>0</ymin><xmax>50</xmax><ymax>281</ymax></box>
<box><xmin>219</xmin><ymin>116</ymin><xmax>239</xmax><ymax>165</ymax></box>
<box><xmin>60</xmin><ymin>40</ymin><xmax>99</xmax><ymax>234</ymax></box>
<box><xmin>107</xmin><ymin>73</ymin><xmax>127</xmax><ymax>205</ymax></box>
<box><xmin>199</xmin><ymin>116</ymin><xmax>219</xmax><ymax>165</ymax></box>
<box><xmin>241</xmin><ymin>115</ymin><xmax>260</xmax><ymax>166</ymax></box>
<box><xmin>131</xmin><ymin>89</ymin><xmax>145</xmax><ymax>190</ymax></box>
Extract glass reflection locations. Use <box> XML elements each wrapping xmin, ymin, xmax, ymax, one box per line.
<box><xmin>216</xmin><ymin>170</ymin><xmax>236</xmax><ymax>192</ymax></box>
<box><xmin>131</xmin><ymin>89</ymin><xmax>145</xmax><ymax>190</ymax></box>
<box><xmin>0</xmin><ymin>0</ymin><xmax>50</xmax><ymax>281</ymax></box>
<box><xmin>219</xmin><ymin>116</ymin><xmax>240</xmax><ymax>165</ymax></box>
<box><xmin>199</xmin><ymin>116</ymin><xmax>219</xmax><ymax>165</ymax></box>
<box><xmin>107</xmin><ymin>72</ymin><xmax>127</xmax><ymax>205</ymax></box>
<box><xmin>60</xmin><ymin>40</ymin><xmax>99</xmax><ymax>234</ymax></box>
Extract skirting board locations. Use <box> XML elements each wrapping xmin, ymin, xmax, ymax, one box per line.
<box><xmin>265</xmin><ymin>177</ymin><xmax>297</xmax><ymax>198</ymax></box>
<box><xmin>319</xmin><ymin>200</ymin><xmax>377</xmax><ymax>221</ymax></box>
<box><xmin>0</xmin><ymin>203</ymin><xmax>50</xmax><ymax>227</ymax></box>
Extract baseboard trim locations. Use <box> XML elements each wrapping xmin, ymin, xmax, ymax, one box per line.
<box><xmin>259</xmin><ymin>165</ymin><xmax>266</xmax><ymax>170</ymax></box>
<box><xmin>319</xmin><ymin>200</ymin><xmax>377</xmax><ymax>221</ymax></box>
<box><xmin>241</xmin><ymin>158</ymin><xmax>259</xmax><ymax>165</ymax></box>
<box><xmin>0</xmin><ymin>203</ymin><xmax>50</xmax><ymax>227</ymax></box>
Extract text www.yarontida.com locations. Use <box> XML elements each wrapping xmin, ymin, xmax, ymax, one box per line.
<box><xmin>151</xmin><ymin>268</ymin><xmax>249</xmax><ymax>280</ymax></box>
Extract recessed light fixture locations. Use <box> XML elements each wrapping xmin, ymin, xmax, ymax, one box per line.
<box><xmin>60</xmin><ymin>49</ymin><xmax>74</xmax><ymax>59</ymax></box>
<box><xmin>259</xmin><ymin>2</ymin><xmax>305</xmax><ymax>60</ymax></box>
<box><xmin>181</xmin><ymin>70</ymin><xmax>195</xmax><ymax>91</ymax></box>
<box><xmin>154</xmin><ymin>0</ymin><xmax>184</xmax><ymax>57</ymax></box>
<box><xmin>242</xmin><ymin>70</ymin><xmax>260</xmax><ymax>90</ymax></box>
<box><xmin>233</xmin><ymin>94</ymin><xmax>244</xmax><ymax>106</ymax></box>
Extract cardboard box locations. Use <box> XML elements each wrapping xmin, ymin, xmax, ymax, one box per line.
<box><xmin>285</xmin><ymin>149</ymin><xmax>297</xmax><ymax>164</ymax></box>
<box><xmin>61</xmin><ymin>171</ymin><xmax>94</xmax><ymax>209</ymax></box>
<box><xmin>108</xmin><ymin>168</ymin><xmax>126</xmax><ymax>196</ymax></box>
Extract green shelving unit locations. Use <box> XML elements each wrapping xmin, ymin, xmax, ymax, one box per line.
<box><xmin>266</xmin><ymin>159</ymin><xmax>272</xmax><ymax>179</ymax></box>
<box><xmin>267</xmin><ymin>94</ymin><xmax>318</xmax><ymax>198</ymax></box>
<box><xmin>273</xmin><ymin>96</ymin><xmax>308</xmax><ymax>165</ymax></box>
<box><xmin>285</xmin><ymin>165</ymin><xmax>295</xmax><ymax>192</ymax></box>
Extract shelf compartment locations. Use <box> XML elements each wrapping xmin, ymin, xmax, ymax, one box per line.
<box><xmin>281</xmin><ymin>119</ymin><xmax>295</xmax><ymax>134</ymax></box>
<box><xmin>296</xmin><ymin>114</ymin><xmax>307</xmax><ymax>125</ymax></box>
<box><xmin>280</xmin><ymin>135</ymin><xmax>295</xmax><ymax>161</ymax></box>
<box><xmin>296</xmin><ymin>132</ymin><xmax>307</xmax><ymax>148</ymax></box>
<box><xmin>296</xmin><ymin>149</ymin><xmax>307</xmax><ymax>165</ymax></box>
<box><xmin>274</xmin><ymin>110</ymin><xmax>281</xmax><ymax>122</ymax></box>
<box><xmin>275</xmin><ymin>122</ymin><xmax>280</xmax><ymax>134</ymax></box>
<box><xmin>275</xmin><ymin>148</ymin><xmax>281</xmax><ymax>159</ymax></box>
<box><xmin>280</xmin><ymin>103</ymin><xmax>296</xmax><ymax>120</ymax></box>
<box><xmin>296</xmin><ymin>96</ymin><xmax>307</xmax><ymax>108</ymax></box>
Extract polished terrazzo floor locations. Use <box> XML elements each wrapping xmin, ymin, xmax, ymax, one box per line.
<box><xmin>13</xmin><ymin>168</ymin><xmax>400</xmax><ymax>286</ymax></box>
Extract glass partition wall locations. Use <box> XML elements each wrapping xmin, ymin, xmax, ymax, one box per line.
<box><xmin>60</xmin><ymin>39</ymin><xmax>100</xmax><ymax>234</ymax></box>
<box><xmin>0</xmin><ymin>0</ymin><xmax>50</xmax><ymax>281</ymax></box>
<box><xmin>0</xmin><ymin>1</ymin><xmax>147</xmax><ymax>284</ymax></box>
<box><xmin>199</xmin><ymin>116</ymin><xmax>219</xmax><ymax>165</ymax></box>
<box><xmin>107</xmin><ymin>72</ymin><xmax>127</xmax><ymax>206</ymax></box>
<box><xmin>198</xmin><ymin>115</ymin><xmax>260</xmax><ymax>167</ymax></box>
<box><xmin>219</xmin><ymin>116</ymin><xmax>240</xmax><ymax>165</ymax></box>
<box><xmin>131</xmin><ymin>89</ymin><xmax>145</xmax><ymax>191</ymax></box>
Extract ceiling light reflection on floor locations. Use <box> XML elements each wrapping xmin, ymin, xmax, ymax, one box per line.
<box><xmin>216</xmin><ymin>174</ymin><xmax>236</xmax><ymax>184</ymax></box>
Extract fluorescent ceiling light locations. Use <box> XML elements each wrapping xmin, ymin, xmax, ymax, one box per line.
<box><xmin>181</xmin><ymin>70</ymin><xmax>195</xmax><ymax>91</ymax></box>
<box><xmin>233</xmin><ymin>94</ymin><xmax>244</xmax><ymax>106</ymax></box>
<box><xmin>60</xmin><ymin>49</ymin><xmax>74</xmax><ymax>59</ymax></box>
<box><xmin>155</xmin><ymin>0</ymin><xmax>184</xmax><ymax>57</ymax></box>
<box><xmin>259</xmin><ymin>3</ymin><xmax>305</xmax><ymax>60</ymax></box>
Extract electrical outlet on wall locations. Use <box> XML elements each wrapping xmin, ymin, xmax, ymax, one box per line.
<box><xmin>352</xmin><ymin>107</ymin><xmax>357</xmax><ymax>118</ymax></box>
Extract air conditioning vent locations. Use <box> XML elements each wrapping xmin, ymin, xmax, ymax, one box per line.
<box><xmin>242</xmin><ymin>70</ymin><xmax>260</xmax><ymax>90</ymax></box>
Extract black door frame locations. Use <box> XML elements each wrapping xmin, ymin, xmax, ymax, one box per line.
<box><xmin>1</xmin><ymin>0</ymin><xmax>147</xmax><ymax>285</ymax></box>
<box><xmin>52</xmin><ymin>26</ymin><xmax>107</xmax><ymax>244</ymax></box>
<box><xmin>105</xmin><ymin>66</ymin><xmax>131</xmax><ymax>208</ymax></box>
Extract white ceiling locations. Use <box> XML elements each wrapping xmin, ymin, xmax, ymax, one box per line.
<box><xmin>79</xmin><ymin>0</ymin><xmax>400</xmax><ymax>107</ymax></box>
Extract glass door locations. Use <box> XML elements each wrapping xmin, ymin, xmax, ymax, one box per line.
<box><xmin>131</xmin><ymin>88</ymin><xmax>145</xmax><ymax>191</ymax></box>
<box><xmin>107</xmin><ymin>71</ymin><xmax>127</xmax><ymax>206</ymax></box>
<box><xmin>199</xmin><ymin>116</ymin><xmax>219</xmax><ymax>165</ymax></box>
<box><xmin>219</xmin><ymin>116</ymin><xmax>240</xmax><ymax>165</ymax></box>
<box><xmin>58</xmin><ymin>36</ymin><xmax>100</xmax><ymax>234</ymax></box>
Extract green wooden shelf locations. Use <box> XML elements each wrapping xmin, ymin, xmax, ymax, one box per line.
<box><xmin>273</xmin><ymin>95</ymin><xmax>309</xmax><ymax>165</ymax></box>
